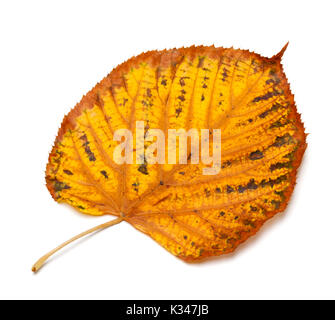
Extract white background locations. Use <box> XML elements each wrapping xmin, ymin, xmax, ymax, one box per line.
<box><xmin>0</xmin><ymin>0</ymin><xmax>334</xmax><ymax>300</ymax></box>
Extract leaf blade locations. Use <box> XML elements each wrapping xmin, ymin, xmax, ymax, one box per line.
<box><xmin>46</xmin><ymin>45</ymin><xmax>306</xmax><ymax>260</ymax></box>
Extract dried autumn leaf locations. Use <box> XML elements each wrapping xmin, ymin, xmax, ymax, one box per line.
<box><xmin>33</xmin><ymin>44</ymin><xmax>306</xmax><ymax>271</ymax></box>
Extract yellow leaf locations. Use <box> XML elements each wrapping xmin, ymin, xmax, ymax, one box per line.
<box><xmin>33</xmin><ymin>44</ymin><xmax>306</xmax><ymax>271</ymax></box>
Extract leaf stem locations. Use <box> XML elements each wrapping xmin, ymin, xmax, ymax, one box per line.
<box><xmin>32</xmin><ymin>217</ymin><xmax>123</xmax><ymax>273</ymax></box>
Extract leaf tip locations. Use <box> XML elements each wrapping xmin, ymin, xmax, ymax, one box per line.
<box><xmin>272</xmin><ymin>42</ymin><xmax>289</xmax><ymax>60</ymax></box>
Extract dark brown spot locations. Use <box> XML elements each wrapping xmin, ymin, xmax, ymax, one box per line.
<box><xmin>260</xmin><ymin>174</ymin><xmax>288</xmax><ymax>188</ymax></box>
<box><xmin>226</xmin><ymin>185</ymin><xmax>234</xmax><ymax>193</ymax></box>
<box><xmin>176</xmin><ymin>107</ymin><xmax>182</xmax><ymax>117</ymax></box>
<box><xmin>270</xmin><ymin>118</ymin><xmax>289</xmax><ymax>129</ymax></box>
<box><xmin>138</xmin><ymin>163</ymin><xmax>148</xmax><ymax>175</ymax></box>
<box><xmin>222</xmin><ymin>160</ymin><xmax>232</xmax><ymax>168</ymax></box>
<box><xmin>85</xmin><ymin>145</ymin><xmax>96</xmax><ymax>161</ymax></box>
<box><xmin>243</xmin><ymin>219</ymin><xmax>256</xmax><ymax>228</ymax></box>
<box><xmin>272</xmin><ymin>133</ymin><xmax>294</xmax><ymax>147</ymax></box>
<box><xmin>197</xmin><ymin>57</ymin><xmax>205</xmax><ymax>68</ymax></box>
<box><xmin>80</xmin><ymin>134</ymin><xmax>96</xmax><ymax>161</ymax></box>
<box><xmin>179</xmin><ymin>77</ymin><xmax>187</xmax><ymax>86</ymax></box>
<box><xmin>270</xmin><ymin>161</ymin><xmax>291</xmax><ymax>171</ymax></box>
<box><xmin>100</xmin><ymin>170</ymin><xmax>108</xmax><ymax>179</ymax></box>
<box><xmin>252</xmin><ymin>89</ymin><xmax>280</xmax><ymax>103</ymax></box>
<box><xmin>54</xmin><ymin>180</ymin><xmax>71</xmax><ymax>192</ymax></box>
<box><xmin>249</xmin><ymin>150</ymin><xmax>264</xmax><ymax>160</ymax></box>
<box><xmin>238</xmin><ymin>185</ymin><xmax>247</xmax><ymax>193</ymax></box>
<box><xmin>247</xmin><ymin>179</ymin><xmax>258</xmax><ymax>190</ymax></box>
<box><xmin>63</xmin><ymin>169</ymin><xmax>73</xmax><ymax>175</ymax></box>
<box><xmin>79</xmin><ymin>134</ymin><xmax>87</xmax><ymax>141</ymax></box>
<box><xmin>132</xmin><ymin>182</ymin><xmax>139</xmax><ymax>192</ymax></box>
<box><xmin>222</xmin><ymin>68</ymin><xmax>228</xmax><ymax>82</ymax></box>
<box><xmin>284</xmin><ymin>150</ymin><xmax>296</xmax><ymax>161</ymax></box>
<box><xmin>271</xmin><ymin>200</ymin><xmax>281</xmax><ymax>209</ymax></box>
<box><xmin>259</xmin><ymin>103</ymin><xmax>281</xmax><ymax>119</ymax></box>
<box><xmin>219</xmin><ymin>233</ymin><xmax>228</xmax><ymax>239</ymax></box>
<box><xmin>275</xmin><ymin>190</ymin><xmax>286</xmax><ymax>200</ymax></box>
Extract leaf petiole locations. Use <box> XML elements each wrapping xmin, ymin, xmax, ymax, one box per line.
<box><xmin>32</xmin><ymin>217</ymin><xmax>123</xmax><ymax>273</ymax></box>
